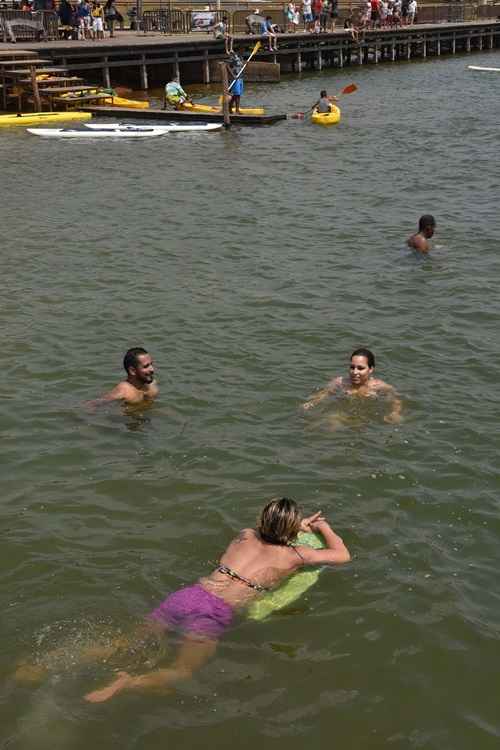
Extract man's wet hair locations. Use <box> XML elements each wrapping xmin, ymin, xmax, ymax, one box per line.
<box><xmin>123</xmin><ymin>347</ymin><xmax>148</xmax><ymax>374</ymax></box>
<box><xmin>418</xmin><ymin>214</ymin><xmax>436</xmax><ymax>231</ymax></box>
<box><xmin>351</xmin><ymin>348</ymin><xmax>375</xmax><ymax>369</ymax></box>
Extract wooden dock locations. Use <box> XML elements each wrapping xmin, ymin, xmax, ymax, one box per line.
<box><xmin>5</xmin><ymin>20</ymin><xmax>500</xmax><ymax>91</ymax></box>
<box><xmin>82</xmin><ymin>105</ymin><xmax>287</xmax><ymax>126</ymax></box>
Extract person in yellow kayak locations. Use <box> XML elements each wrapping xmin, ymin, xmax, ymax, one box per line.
<box><xmin>165</xmin><ymin>75</ymin><xmax>192</xmax><ymax>109</ymax></box>
<box><xmin>313</xmin><ymin>89</ymin><xmax>338</xmax><ymax>113</ymax></box>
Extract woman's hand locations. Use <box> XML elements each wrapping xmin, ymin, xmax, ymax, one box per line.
<box><xmin>300</xmin><ymin>511</ymin><xmax>325</xmax><ymax>532</ymax></box>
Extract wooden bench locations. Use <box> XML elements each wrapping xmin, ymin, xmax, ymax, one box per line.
<box><xmin>51</xmin><ymin>92</ymin><xmax>113</xmax><ymax>110</ymax></box>
<box><xmin>0</xmin><ymin>16</ymin><xmax>47</xmax><ymax>43</ymax></box>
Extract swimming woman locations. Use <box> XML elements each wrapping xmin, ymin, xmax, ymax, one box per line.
<box><xmin>78</xmin><ymin>498</ymin><xmax>350</xmax><ymax>702</ymax></box>
<box><xmin>302</xmin><ymin>348</ymin><xmax>402</xmax><ymax>423</ymax></box>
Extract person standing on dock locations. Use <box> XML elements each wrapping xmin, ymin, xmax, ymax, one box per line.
<box><xmin>328</xmin><ymin>0</ymin><xmax>338</xmax><ymax>29</ymax></box>
<box><xmin>407</xmin><ymin>215</ymin><xmax>436</xmax><ymax>253</ymax></box>
<box><xmin>104</xmin><ymin>0</ymin><xmax>118</xmax><ymax>37</ymax></box>
<box><xmin>302</xmin><ymin>0</ymin><xmax>314</xmax><ymax>31</ymax></box>
<box><xmin>370</xmin><ymin>0</ymin><xmax>381</xmax><ymax>28</ymax></box>
<box><xmin>319</xmin><ymin>0</ymin><xmax>329</xmax><ymax>31</ymax></box>
<box><xmin>407</xmin><ymin>0</ymin><xmax>417</xmax><ymax>24</ymax></box>
<box><xmin>76</xmin><ymin>0</ymin><xmax>91</xmax><ymax>39</ymax></box>
<box><xmin>91</xmin><ymin>0</ymin><xmax>104</xmax><ymax>40</ymax></box>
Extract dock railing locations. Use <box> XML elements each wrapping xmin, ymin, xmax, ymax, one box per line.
<box><xmin>138</xmin><ymin>2</ymin><xmax>500</xmax><ymax>33</ymax></box>
<box><xmin>0</xmin><ymin>8</ymin><xmax>58</xmax><ymax>42</ymax></box>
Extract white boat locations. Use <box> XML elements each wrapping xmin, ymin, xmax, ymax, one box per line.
<box><xmin>467</xmin><ymin>65</ymin><xmax>500</xmax><ymax>73</ymax></box>
<box><xmin>27</xmin><ymin>127</ymin><xmax>167</xmax><ymax>138</ymax></box>
<box><xmin>84</xmin><ymin>122</ymin><xmax>223</xmax><ymax>132</ymax></box>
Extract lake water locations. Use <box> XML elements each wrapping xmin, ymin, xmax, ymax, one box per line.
<box><xmin>1</xmin><ymin>49</ymin><xmax>500</xmax><ymax>750</ymax></box>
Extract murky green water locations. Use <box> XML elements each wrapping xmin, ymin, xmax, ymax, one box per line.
<box><xmin>2</xmin><ymin>50</ymin><xmax>500</xmax><ymax>750</ymax></box>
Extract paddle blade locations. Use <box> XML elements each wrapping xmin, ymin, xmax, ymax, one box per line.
<box><xmin>290</xmin><ymin>113</ymin><xmax>305</xmax><ymax>119</ymax></box>
<box><xmin>252</xmin><ymin>41</ymin><xmax>262</xmax><ymax>55</ymax></box>
<box><xmin>341</xmin><ymin>83</ymin><xmax>358</xmax><ymax>95</ymax></box>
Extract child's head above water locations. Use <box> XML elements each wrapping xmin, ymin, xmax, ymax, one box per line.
<box><xmin>258</xmin><ymin>497</ymin><xmax>302</xmax><ymax>546</ymax></box>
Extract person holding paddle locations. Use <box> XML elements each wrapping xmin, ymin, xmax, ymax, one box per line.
<box><xmin>313</xmin><ymin>89</ymin><xmax>338</xmax><ymax>113</ymax></box>
<box><xmin>228</xmin><ymin>49</ymin><xmax>244</xmax><ymax>114</ymax></box>
<box><xmin>292</xmin><ymin>82</ymin><xmax>357</xmax><ymax>120</ymax></box>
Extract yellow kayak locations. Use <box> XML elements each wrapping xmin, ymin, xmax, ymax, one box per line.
<box><xmin>180</xmin><ymin>101</ymin><xmax>265</xmax><ymax>116</ymax></box>
<box><xmin>104</xmin><ymin>95</ymin><xmax>149</xmax><ymax>109</ymax></box>
<box><xmin>311</xmin><ymin>105</ymin><xmax>341</xmax><ymax>127</ymax></box>
<box><xmin>0</xmin><ymin>111</ymin><xmax>91</xmax><ymax>127</ymax></box>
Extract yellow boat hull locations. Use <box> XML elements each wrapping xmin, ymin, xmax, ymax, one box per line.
<box><xmin>311</xmin><ymin>105</ymin><xmax>341</xmax><ymax>127</ymax></box>
<box><xmin>0</xmin><ymin>111</ymin><xmax>92</xmax><ymax>127</ymax></box>
<box><xmin>103</xmin><ymin>96</ymin><xmax>149</xmax><ymax>109</ymax></box>
<box><xmin>180</xmin><ymin>101</ymin><xmax>265</xmax><ymax>116</ymax></box>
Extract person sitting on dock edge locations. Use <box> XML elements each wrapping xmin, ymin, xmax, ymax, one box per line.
<box><xmin>407</xmin><ymin>214</ymin><xmax>436</xmax><ymax>253</ymax></box>
<box><xmin>165</xmin><ymin>75</ymin><xmax>192</xmax><ymax>109</ymax></box>
<box><xmin>263</xmin><ymin>16</ymin><xmax>279</xmax><ymax>51</ymax></box>
<box><xmin>212</xmin><ymin>17</ymin><xmax>233</xmax><ymax>55</ymax></box>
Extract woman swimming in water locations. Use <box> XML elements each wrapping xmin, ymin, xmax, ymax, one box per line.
<box><xmin>302</xmin><ymin>348</ymin><xmax>402</xmax><ymax>423</ymax></box>
<box><xmin>21</xmin><ymin>498</ymin><xmax>348</xmax><ymax>703</ymax></box>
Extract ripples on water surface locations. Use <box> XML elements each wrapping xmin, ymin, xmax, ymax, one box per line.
<box><xmin>1</xmin><ymin>52</ymin><xmax>500</xmax><ymax>750</ymax></box>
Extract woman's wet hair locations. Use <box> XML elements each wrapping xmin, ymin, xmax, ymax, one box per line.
<box><xmin>258</xmin><ymin>497</ymin><xmax>302</xmax><ymax>545</ymax></box>
<box><xmin>123</xmin><ymin>347</ymin><xmax>148</xmax><ymax>374</ymax></box>
<box><xmin>351</xmin><ymin>347</ymin><xmax>375</xmax><ymax>368</ymax></box>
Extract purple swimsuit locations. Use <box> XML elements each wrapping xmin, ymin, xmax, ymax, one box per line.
<box><xmin>149</xmin><ymin>584</ymin><xmax>233</xmax><ymax>640</ymax></box>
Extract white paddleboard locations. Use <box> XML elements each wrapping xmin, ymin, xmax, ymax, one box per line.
<box><xmin>27</xmin><ymin>127</ymin><xmax>167</xmax><ymax>138</ymax></box>
<box><xmin>467</xmin><ymin>65</ymin><xmax>500</xmax><ymax>72</ymax></box>
<box><xmin>84</xmin><ymin>122</ymin><xmax>223</xmax><ymax>132</ymax></box>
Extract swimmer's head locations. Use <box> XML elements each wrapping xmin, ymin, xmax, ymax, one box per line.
<box><xmin>351</xmin><ymin>347</ymin><xmax>375</xmax><ymax>369</ymax></box>
<box><xmin>258</xmin><ymin>497</ymin><xmax>302</xmax><ymax>546</ymax></box>
<box><xmin>418</xmin><ymin>214</ymin><xmax>436</xmax><ymax>238</ymax></box>
<box><xmin>350</xmin><ymin>348</ymin><xmax>375</xmax><ymax>386</ymax></box>
<box><xmin>123</xmin><ymin>347</ymin><xmax>155</xmax><ymax>384</ymax></box>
